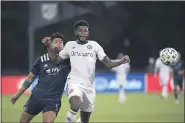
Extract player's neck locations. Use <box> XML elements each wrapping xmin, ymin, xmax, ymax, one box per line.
<box><xmin>76</xmin><ymin>39</ymin><xmax>88</xmax><ymax>44</ymax></box>
<box><xmin>47</xmin><ymin>48</ymin><xmax>58</xmax><ymax>60</ymax></box>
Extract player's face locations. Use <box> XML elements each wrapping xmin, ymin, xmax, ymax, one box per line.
<box><xmin>50</xmin><ymin>38</ymin><xmax>64</xmax><ymax>53</ymax></box>
<box><xmin>75</xmin><ymin>26</ymin><xmax>89</xmax><ymax>41</ymax></box>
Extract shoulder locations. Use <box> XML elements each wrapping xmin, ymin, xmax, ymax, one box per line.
<box><xmin>88</xmin><ymin>40</ymin><xmax>99</xmax><ymax>45</ymax></box>
<box><xmin>39</xmin><ymin>53</ymin><xmax>50</xmax><ymax>63</ymax></box>
<box><xmin>65</xmin><ymin>41</ymin><xmax>76</xmax><ymax>45</ymax></box>
<box><xmin>64</xmin><ymin>41</ymin><xmax>77</xmax><ymax>49</ymax></box>
<box><xmin>88</xmin><ymin>40</ymin><xmax>102</xmax><ymax>49</ymax></box>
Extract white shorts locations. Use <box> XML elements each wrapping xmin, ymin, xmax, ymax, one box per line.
<box><xmin>116</xmin><ymin>74</ymin><xmax>126</xmax><ymax>86</ymax></box>
<box><xmin>66</xmin><ymin>81</ymin><xmax>96</xmax><ymax>112</ymax></box>
<box><xmin>159</xmin><ymin>75</ymin><xmax>170</xmax><ymax>85</ymax></box>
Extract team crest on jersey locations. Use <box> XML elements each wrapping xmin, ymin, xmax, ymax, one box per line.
<box><xmin>87</xmin><ymin>45</ymin><xmax>92</xmax><ymax>50</ymax></box>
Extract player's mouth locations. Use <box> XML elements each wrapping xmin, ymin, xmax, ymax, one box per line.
<box><xmin>79</xmin><ymin>36</ymin><xmax>87</xmax><ymax>41</ymax></box>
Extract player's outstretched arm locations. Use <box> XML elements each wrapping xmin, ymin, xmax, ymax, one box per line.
<box><xmin>101</xmin><ymin>56</ymin><xmax>130</xmax><ymax>68</ymax></box>
<box><xmin>11</xmin><ymin>72</ymin><xmax>36</xmax><ymax>105</ymax></box>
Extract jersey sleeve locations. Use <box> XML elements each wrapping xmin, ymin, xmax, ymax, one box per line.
<box><xmin>96</xmin><ymin>42</ymin><xmax>107</xmax><ymax>61</ymax></box>
<box><xmin>59</xmin><ymin>42</ymin><xmax>70</xmax><ymax>59</ymax></box>
<box><xmin>31</xmin><ymin>58</ymin><xmax>40</xmax><ymax>75</ymax></box>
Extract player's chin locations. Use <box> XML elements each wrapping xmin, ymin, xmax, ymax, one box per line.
<box><xmin>79</xmin><ymin>37</ymin><xmax>87</xmax><ymax>41</ymax></box>
<box><xmin>54</xmin><ymin>47</ymin><xmax>62</xmax><ymax>53</ymax></box>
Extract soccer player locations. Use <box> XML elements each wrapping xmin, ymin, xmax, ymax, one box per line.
<box><xmin>154</xmin><ymin>50</ymin><xmax>172</xmax><ymax>99</ymax></box>
<box><xmin>172</xmin><ymin>52</ymin><xmax>184</xmax><ymax>104</ymax></box>
<box><xmin>112</xmin><ymin>52</ymin><xmax>130</xmax><ymax>103</ymax></box>
<box><xmin>44</xmin><ymin>20</ymin><xmax>130</xmax><ymax>123</ymax></box>
<box><xmin>10</xmin><ymin>32</ymin><xmax>70</xmax><ymax>123</ymax></box>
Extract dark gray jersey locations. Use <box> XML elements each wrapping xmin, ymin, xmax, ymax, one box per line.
<box><xmin>31</xmin><ymin>53</ymin><xmax>70</xmax><ymax>101</ymax></box>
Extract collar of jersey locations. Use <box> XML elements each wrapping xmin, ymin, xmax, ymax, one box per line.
<box><xmin>76</xmin><ymin>40</ymin><xmax>88</xmax><ymax>45</ymax></box>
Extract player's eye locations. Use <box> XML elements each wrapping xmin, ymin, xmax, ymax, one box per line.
<box><xmin>84</xmin><ymin>29</ymin><xmax>88</xmax><ymax>32</ymax></box>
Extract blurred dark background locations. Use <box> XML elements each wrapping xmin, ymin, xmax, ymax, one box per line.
<box><xmin>1</xmin><ymin>1</ymin><xmax>185</xmax><ymax>75</ymax></box>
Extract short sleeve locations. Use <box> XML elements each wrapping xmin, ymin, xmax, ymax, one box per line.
<box><xmin>31</xmin><ymin>58</ymin><xmax>40</xmax><ymax>75</ymax></box>
<box><xmin>59</xmin><ymin>42</ymin><xmax>70</xmax><ymax>59</ymax></box>
<box><xmin>96</xmin><ymin>42</ymin><xmax>106</xmax><ymax>61</ymax></box>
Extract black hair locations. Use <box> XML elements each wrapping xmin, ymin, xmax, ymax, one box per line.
<box><xmin>73</xmin><ymin>20</ymin><xmax>89</xmax><ymax>30</ymax></box>
<box><xmin>50</xmin><ymin>32</ymin><xmax>64</xmax><ymax>42</ymax></box>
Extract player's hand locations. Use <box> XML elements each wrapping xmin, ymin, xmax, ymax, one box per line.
<box><xmin>11</xmin><ymin>94</ymin><xmax>19</xmax><ymax>105</ymax></box>
<box><xmin>121</xmin><ymin>55</ymin><xmax>130</xmax><ymax>64</ymax></box>
<box><xmin>42</xmin><ymin>37</ymin><xmax>51</xmax><ymax>47</ymax></box>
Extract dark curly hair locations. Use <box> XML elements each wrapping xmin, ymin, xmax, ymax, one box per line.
<box><xmin>73</xmin><ymin>20</ymin><xmax>89</xmax><ymax>30</ymax></box>
<box><xmin>50</xmin><ymin>32</ymin><xmax>64</xmax><ymax>42</ymax></box>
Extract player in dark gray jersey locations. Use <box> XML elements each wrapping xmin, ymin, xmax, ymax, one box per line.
<box><xmin>11</xmin><ymin>32</ymin><xmax>70</xmax><ymax>123</ymax></box>
<box><xmin>172</xmin><ymin>52</ymin><xmax>184</xmax><ymax>104</ymax></box>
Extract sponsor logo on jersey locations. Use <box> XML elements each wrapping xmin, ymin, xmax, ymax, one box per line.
<box><xmin>71</xmin><ymin>51</ymin><xmax>93</xmax><ymax>57</ymax></box>
<box><xmin>46</xmin><ymin>68</ymin><xmax>60</xmax><ymax>75</ymax></box>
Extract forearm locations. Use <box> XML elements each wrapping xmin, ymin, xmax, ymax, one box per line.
<box><xmin>15</xmin><ymin>80</ymin><xmax>32</xmax><ymax>97</ymax></box>
<box><xmin>109</xmin><ymin>59</ymin><xmax>124</xmax><ymax>68</ymax></box>
<box><xmin>101</xmin><ymin>57</ymin><xmax>123</xmax><ymax>68</ymax></box>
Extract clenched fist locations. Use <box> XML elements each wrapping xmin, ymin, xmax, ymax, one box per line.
<box><xmin>11</xmin><ymin>94</ymin><xmax>19</xmax><ymax>105</ymax></box>
<box><xmin>121</xmin><ymin>55</ymin><xmax>130</xmax><ymax>64</ymax></box>
<box><xmin>42</xmin><ymin>37</ymin><xmax>51</xmax><ymax>47</ymax></box>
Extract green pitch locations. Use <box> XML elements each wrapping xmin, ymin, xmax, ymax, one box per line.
<box><xmin>2</xmin><ymin>93</ymin><xmax>184</xmax><ymax>122</ymax></box>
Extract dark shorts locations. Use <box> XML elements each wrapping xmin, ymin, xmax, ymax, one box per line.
<box><xmin>173</xmin><ymin>77</ymin><xmax>184</xmax><ymax>89</ymax></box>
<box><xmin>24</xmin><ymin>94</ymin><xmax>61</xmax><ymax>116</ymax></box>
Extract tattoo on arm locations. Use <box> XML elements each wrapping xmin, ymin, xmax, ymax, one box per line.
<box><xmin>23</xmin><ymin>80</ymin><xmax>32</xmax><ymax>88</ymax></box>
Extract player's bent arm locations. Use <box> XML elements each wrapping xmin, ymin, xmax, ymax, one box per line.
<box><xmin>101</xmin><ymin>56</ymin><xmax>125</xmax><ymax>68</ymax></box>
<box><xmin>15</xmin><ymin>72</ymin><xmax>36</xmax><ymax>98</ymax></box>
